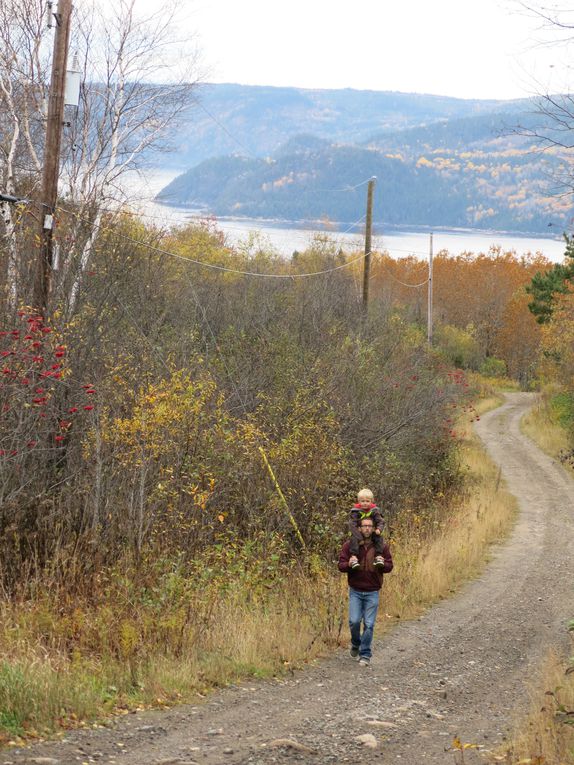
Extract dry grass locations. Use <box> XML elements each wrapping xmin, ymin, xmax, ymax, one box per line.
<box><xmin>383</xmin><ymin>400</ymin><xmax>516</xmax><ymax>622</ymax></box>
<box><xmin>521</xmin><ymin>389</ymin><xmax>571</xmax><ymax>463</ymax></box>
<box><xmin>500</xmin><ymin>649</ymin><xmax>574</xmax><ymax>765</ymax></box>
<box><xmin>0</xmin><ymin>574</ymin><xmax>347</xmax><ymax>744</ymax></box>
<box><xmin>467</xmin><ymin>372</ymin><xmax>520</xmax><ymax>397</ymax></box>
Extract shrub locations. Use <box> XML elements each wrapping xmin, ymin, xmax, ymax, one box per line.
<box><xmin>479</xmin><ymin>357</ymin><xmax>507</xmax><ymax>378</ymax></box>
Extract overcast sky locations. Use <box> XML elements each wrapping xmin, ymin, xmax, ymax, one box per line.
<box><xmin>171</xmin><ymin>0</ymin><xmax>571</xmax><ymax>100</ymax></box>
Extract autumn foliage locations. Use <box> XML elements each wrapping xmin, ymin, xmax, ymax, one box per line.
<box><xmin>368</xmin><ymin>249</ymin><xmax>545</xmax><ymax>382</ymax></box>
<box><xmin>0</xmin><ymin>217</ymin><xmax>511</xmax><ymax>591</ymax></box>
<box><xmin>0</xmin><ymin>215</ymin><xmax>555</xmax><ymax>595</ymax></box>
<box><xmin>0</xmin><ymin>217</ymin><xmax>554</xmax><ymax>595</ymax></box>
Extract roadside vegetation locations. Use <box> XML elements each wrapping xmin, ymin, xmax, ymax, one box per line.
<box><xmin>0</xmin><ymin>378</ymin><xmax>519</xmax><ymax>744</ymax></box>
<box><xmin>512</xmin><ymin>394</ymin><xmax>574</xmax><ymax>765</ymax></box>
<box><xmin>504</xmin><ymin>260</ymin><xmax>574</xmax><ymax>763</ymax></box>
<box><xmin>504</xmin><ymin>644</ymin><xmax>574</xmax><ymax>765</ymax></box>
<box><xmin>504</xmin><ymin>382</ymin><xmax>574</xmax><ymax>765</ymax></box>
<box><xmin>522</xmin><ymin>386</ymin><xmax>574</xmax><ymax>467</ymax></box>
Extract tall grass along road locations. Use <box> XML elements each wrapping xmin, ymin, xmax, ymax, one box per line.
<box><xmin>8</xmin><ymin>392</ymin><xmax>574</xmax><ymax>764</ymax></box>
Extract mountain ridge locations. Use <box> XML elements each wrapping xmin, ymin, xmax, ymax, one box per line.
<box><xmin>158</xmin><ymin>84</ymin><xmax>571</xmax><ymax>233</ymax></box>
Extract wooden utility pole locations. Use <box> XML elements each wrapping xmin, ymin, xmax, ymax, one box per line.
<box><xmin>34</xmin><ymin>0</ymin><xmax>73</xmax><ymax>313</ymax></box>
<box><xmin>361</xmin><ymin>176</ymin><xmax>376</xmax><ymax>317</ymax></box>
<box><xmin>427</xmin><ymin>232</ymin><xmax>433</xmax><ymax>345</ymax></box>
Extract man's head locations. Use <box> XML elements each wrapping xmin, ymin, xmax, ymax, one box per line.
<box><xmin>359</xmin><ymin>517</ymin><xmax>374</xmax><ymax>539</ymax></box>
<box><xmin>357</xmin><ymin>488</ymin><xmax>374</xmax><ymax>511</ymax></box>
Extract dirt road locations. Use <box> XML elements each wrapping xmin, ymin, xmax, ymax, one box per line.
<box><xmin>9</xmin><ymin>392</ymin><xmax>574</xmax><ymax>764</ymax></box>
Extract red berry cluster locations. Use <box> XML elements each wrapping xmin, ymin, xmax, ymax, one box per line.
<box><xmin>441</xmin><ymin>369</ymin><xmax>477</xmax><ymax>439</ymax></box>
<box><xmin>0</xmin><ymin>310</ymin><xmax>96</xmax><ymax>458</ymax></box>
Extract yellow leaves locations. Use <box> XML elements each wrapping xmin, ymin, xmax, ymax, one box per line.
<box><xmin>488</xmin><ymin>758</ymin><xmax>545</xmax><ymax>765</ymax></box>
<box><xmin>193</xmin><ymin>489</ymin><xmax>211</xmax><ymax>510</ymax></box>
<box><xmin>539</xmin><ymin>289</ymin><xmax>574</xmax><ymax>385</ymax></box>
<box><xmin>451</xmin><ymin>736</ymin><xmax>480</xmax><ymax>751</ymax></box>
<box><xmin>119</xmin><ymin>620</ymin><xmax>139</xmax><ymax>658</ymax></box>
<box><xmin>99</xmin><ymin>369</ymin><xmax>219</xmax><ymax>462</ymax></box>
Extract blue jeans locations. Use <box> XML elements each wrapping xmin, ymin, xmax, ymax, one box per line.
<box><xmin>349</xmin><ymin>588</ymin><xmax>379</xmax><ymax>659</ymax></box>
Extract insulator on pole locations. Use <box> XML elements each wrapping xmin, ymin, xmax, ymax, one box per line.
<box><xmin>65</xmin><ymin>53</ymin><xmax>82</xmax><ymax>107</ymax></box>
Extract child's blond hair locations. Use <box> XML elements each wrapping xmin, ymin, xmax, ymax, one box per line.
<box><xmin>357</xmin><ymin>488</ymin><xmax>374</xmax><ymax>501</ymax></box>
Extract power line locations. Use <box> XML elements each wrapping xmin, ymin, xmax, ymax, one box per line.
<box><xmin>4</xmin><ymin>187</ymin><xmax>434</xmax><ymax>265</ymax></box>
<box><xmin>194</xmin><ymin>100</ymin><xmax>256</xmax><ymax>158</ymax></box>
<box><xmin>76</xmin><ymin>202</ymin><xmax>433</xmax><ymax>262</ymax></box>
<box><xmin>57</xmin><ymin>203</ymin><xmax>370</xmax><ymax>279</ymax></box>
<box><xmin>102</xmin><ymin>229</ymin><xmax>368</xmax><ymax>279</ymax></box>
<box><xmin>374</xmin><ymin>254</ymin><xmax>429</xmax><ymax>288</ymax></box>
<box><xmin>53</xmin><ymin>197</ymin><xmax>370</xmax><ymax>239</ymax></box>
<box><xmin>56</xmin><ymin>201</ymin><xmax>445</xmax><ymax>288</ymax></box>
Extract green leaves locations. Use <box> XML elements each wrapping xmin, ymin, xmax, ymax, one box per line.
<box><xmin>526</xmin><ymin>234</ymin><xmax>574</xmax><ymax>324</ymax></box>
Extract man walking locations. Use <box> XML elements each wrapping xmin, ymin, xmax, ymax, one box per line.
<box><xmin>338</xmin><ymin>516</ymin><xmax>393</xmax><ymax>666</ymax></box>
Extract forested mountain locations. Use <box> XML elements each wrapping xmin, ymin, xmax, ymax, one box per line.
<box><xmin>157</xmin><ymin>84</ymin><xmax>572</xmax><ymax>233</ymax></box>
<box><xmin>173</xmin><ymin>83</ymin><xmax>527</xmax><ymax>168</ymax></box>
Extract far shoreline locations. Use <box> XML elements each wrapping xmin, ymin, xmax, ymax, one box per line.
<box><xmin>152</xmin><ymin>199</ymin><xmax>565</xmax><ymax>243</ymax></box>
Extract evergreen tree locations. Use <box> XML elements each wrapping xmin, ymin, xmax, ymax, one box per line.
<box><xmin>527</xmin><ymin>235</ymin><xmax>574</xmax><ymax>324</ymax></box>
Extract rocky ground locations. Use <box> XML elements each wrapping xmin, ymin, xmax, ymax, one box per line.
<box><xmin>6</xmin><ymin>392</ymin><xmax>574</xmax><ymax>765</ymax></box>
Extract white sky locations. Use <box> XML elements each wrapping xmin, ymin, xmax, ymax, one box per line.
<box><xmin>166</xmin><ymin>0</ymin><xmax>571</xmax><ymax>101</ymax></box>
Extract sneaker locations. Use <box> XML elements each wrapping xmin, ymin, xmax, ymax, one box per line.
<box><xmin>350</xmin><ymin>561</ymin><xmax>360</xmax><ymax>570</ymax></box>
<box><xmin>350</xmin><ymin>646</ymin><xmax>359</xmax><ymax>659</ymax></box>
<box><xmin>358</xmin><ymin>657</ymin><xmax>371</xmax><ymax>667</ymax></box>
<box><xmin>374</xmin><ymin>555</ymin><xmax>385</xmax><ymax>568</ymax></box>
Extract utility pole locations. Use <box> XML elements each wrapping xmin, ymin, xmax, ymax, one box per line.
<box><xmin>361</xmin><ymin>176</ymin><xmax>376</xmax><ymax>318</ymax></box>
<box><xmin>427</xmin><ymin>232</ymin><xmax>433</xmax><ymax>345</ymax></box>
<box><xmin>34</xmin><ymin>0</ymin><xmax>73</xmax><ymax>313</ymax></box>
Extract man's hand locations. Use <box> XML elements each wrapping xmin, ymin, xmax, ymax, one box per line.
<box><xmin>374</xmin><ymin>529</ymin><xmax>382</xmax><ymax>535</ymax></box>
<box><xmin>349</xmin><ymin>555</ymin><xmax>359</xmax><ymax>568</ymax></box>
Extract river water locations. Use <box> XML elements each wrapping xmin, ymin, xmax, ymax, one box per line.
<box><xmin>125</xmin><ymin>170</ymin><xmax>567</xmax><ymax>263</ymax></box>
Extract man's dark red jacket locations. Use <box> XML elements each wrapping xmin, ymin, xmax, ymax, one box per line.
<box><xmin>338</xmin><ymin>538</ymin><xmax>393</xmax><ymax>591</ymax></box>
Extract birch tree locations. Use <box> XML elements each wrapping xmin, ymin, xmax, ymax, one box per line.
<box><xmin>58</xmin><ymin>0</ymin><xmax>200</xmax><ymax>315</ymax></box>
<box><xmin>513</xmin><ymin>3</ymin><xmax>574</xmax><ymax>197</ymax></box>
<box><xmin>0</xmin><ymin>0</ymin><xmax>201</xmax><ymax>313</ymax></box>
<box><xmin>0</xmin><ymin>0</ymin><xmax>47</xmax><ymax>310</ymax></box>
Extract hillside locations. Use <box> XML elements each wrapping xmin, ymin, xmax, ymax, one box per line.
<box><xmin>155</xmin><ymin>84</ymin><xmax>573</xmax><ymax>233</ymax></box>
<box><xmin>173</xmin><ymin>83</ymin><xmax>527</xmax><ymax>168</ymax></box>
<box><xmin>158</xmin><ymin>132</ymin><xmax>570</xmax><ymax>233</ymax></box>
